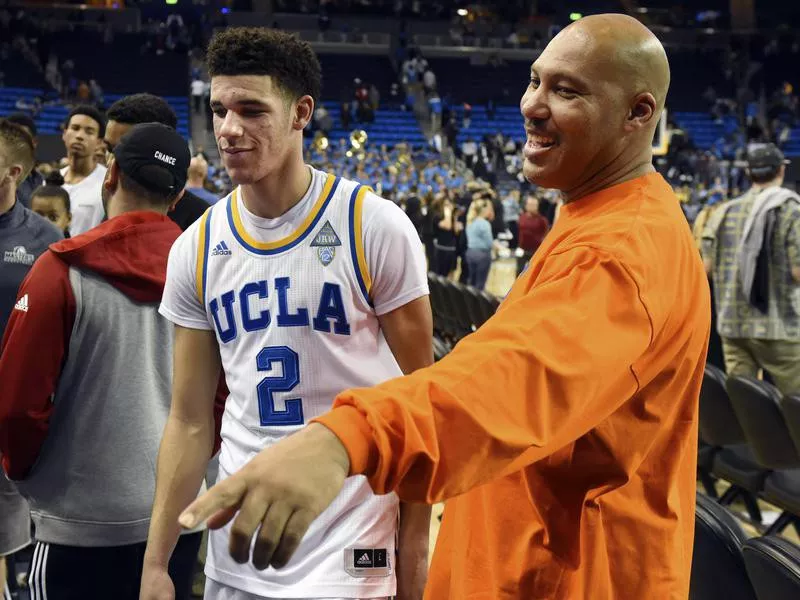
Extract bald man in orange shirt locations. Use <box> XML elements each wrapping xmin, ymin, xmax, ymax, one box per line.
<box><xmin>178</xmin><ymin>14</ymin><xmax>710</xmax><ymax>600</ymax></box>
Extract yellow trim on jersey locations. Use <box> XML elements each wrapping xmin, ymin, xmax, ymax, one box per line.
<box><xmin>353</xmin><ymin>185</ymin><xmax>373</xmax><ymax>296</ymax></box>
<box><xmin>229</xmin><ymin>173</ymin><xmax>336</xmax><ymax>251</ymax></box>
<box><xmin>195</xmin><ymin>209</ymin><xmax>211</xmax><ymax>305</ymax></box>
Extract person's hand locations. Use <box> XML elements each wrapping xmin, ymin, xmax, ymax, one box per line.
<box><xmin>139</xmin><ymin>563</ymin><xmax>174</xmax><ymax>600</ymax></box>
<box><xmin>178</xmin><ymin>423</ymin><xmax>350</xmax><ymax>570</ymax></box>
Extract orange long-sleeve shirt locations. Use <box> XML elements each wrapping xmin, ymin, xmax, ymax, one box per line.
<box><xmin>315</xmin><ymin>173</ymin><xmax>710</xmax><ymax>599</ymax></box>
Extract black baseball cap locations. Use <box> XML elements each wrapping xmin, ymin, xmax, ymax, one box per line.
<box><xmin>747</xmin><ymin>143</ymin><xmax>790</xmax><ymax>178</ymax></box>
<box><xmin>113</xmin><ymin>123</ymin><xmax>190</xmax><ymax>194</ymax></box>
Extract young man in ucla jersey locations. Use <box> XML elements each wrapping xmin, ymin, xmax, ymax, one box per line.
<box><xmin>141</xmin><ymin>28</ymin><xmax>432</xmax><ymax>600</ymax></box>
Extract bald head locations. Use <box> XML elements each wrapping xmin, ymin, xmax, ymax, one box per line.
<box><xmin>554</xmin><ymin>14</ymin><xmax>670</xmax><ymax>112</ymax></box>
<box><xmin>520</xmin><ymin>14</ymin><xmax>670</xmax><ymax>198</ymax></box>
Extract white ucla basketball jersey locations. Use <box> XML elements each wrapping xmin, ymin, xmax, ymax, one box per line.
<box><xmin>190</xmin><ymin>169</ymin><xmax>406</xmax><ymax>598</ymax></box>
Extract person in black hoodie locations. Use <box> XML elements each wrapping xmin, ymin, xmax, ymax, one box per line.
<box><xmin>104</xmin><ymin>93</ymin><xmax>208</xmax><ymax>230</ymax></box>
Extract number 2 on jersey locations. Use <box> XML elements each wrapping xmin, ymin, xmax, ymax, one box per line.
<box><xmin>256</xmin><ymin>346</ymin><xmax>304</xmax><ymax>426</ymax></box>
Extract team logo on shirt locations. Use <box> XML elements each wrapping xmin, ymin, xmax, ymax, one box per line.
<box><xmin>211</xmin><ymin>241</ymin><xmax>232</xmax><ymax>256</ymax></box>
<box><xmin>310</xmin><ymin>221</ymin><xmax>342</xmax><ymax>267</ymax></box>
<box><xmin>3</xmin><ymin>246</ymin><xmax>34</xmax><ymax>266</ymax></box>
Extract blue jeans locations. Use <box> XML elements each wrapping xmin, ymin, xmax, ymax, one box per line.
<box><xmin>466</xmin><ymin>248</ymin><xmax>492</xmax><ymax>290</ymax></box>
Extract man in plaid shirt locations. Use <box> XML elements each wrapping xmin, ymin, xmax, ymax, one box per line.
<box><xmin>702</xmin><ymin>143</ymin><xmax>800</xmax><ymax>393</ymax></box>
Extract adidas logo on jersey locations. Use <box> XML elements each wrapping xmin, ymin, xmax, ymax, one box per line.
<box><xmin>14</xmin><ymin>294</ymin><xmax>29</xmax><ymax>313</ymax></box>
<box><xmin>211</xmin><ymin>241</ymin><xmax>232</xmax><ymax>256</ymax></box>
<box><xmin>356</xmin><ymin>552</ymin><xmax>372</xmax><ymax>566</ymax></box>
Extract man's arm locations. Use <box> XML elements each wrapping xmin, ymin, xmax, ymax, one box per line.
<box><xmin>377</xmin><ymin>296</ymin><xmax>433</xmax><ymax>600</ymax></box>
<box><xmin>0</xmin><ymin>252</ymin><xmax>73</xmax><ymax>479</ymax></box>
<box><xmin>321</xmin><ymin>246</ymin><xmax>653</xmax><ymax>502</ymax></box>
<box><xmin>142</xmin><ymin>326</ymin><xmax>220</xmax><ymax>572</ymax></box>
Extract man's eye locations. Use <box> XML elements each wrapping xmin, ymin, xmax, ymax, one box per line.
<box><xmin>556</xmin><ymin>87</ymin><xmax>577</xmax><ymax>98</ymax></box>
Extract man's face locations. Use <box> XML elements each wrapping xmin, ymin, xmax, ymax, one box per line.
<box><xmin>62</xmin><ymin>114</ymin><xmax>102</xmax><ymax>159</ymax></box>
<box><xmin>210</xmin><ymin>75</ymin><xmax>299</xmax><ymax>185</ymax></box>
<box><xmin>519</xmin><ymin>30</ymin><xmax>628</xmax><ymax>192</ymax></box>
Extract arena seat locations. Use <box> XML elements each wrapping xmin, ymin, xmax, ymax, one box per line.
<box><xmin>743</xmin><ymin>536</ymin><xmax>800</xmax><ymax>600</ymax></box>
<box><xmin>433</xmin><ymin>336</ymin><xmax>451</xmax><ymax>362</ymax></box>
<box><xmin>690</xmin><ymin>492</ymin><xmax>757</xmax><ymax>600</ymax></box>
<box><xmin>726</xmin><ymin>376</ymin><xmax>800</xmax><ymax>533</ymax></box>
<box><xmin>697</xmin><ymin>367</ymin><xmax>766</xmax><ymax>522</ymax></box>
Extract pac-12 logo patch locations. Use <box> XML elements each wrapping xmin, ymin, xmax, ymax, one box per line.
<box><xmin>311</xmin><ymin>220</ymin><xmax>342</xmax><ymax>266</ymax></box>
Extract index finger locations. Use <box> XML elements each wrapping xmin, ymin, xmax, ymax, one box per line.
<box><xmin>179</xmin><ymin>476</ymin><xmax>248</xmax><ymax>530</ymax></box>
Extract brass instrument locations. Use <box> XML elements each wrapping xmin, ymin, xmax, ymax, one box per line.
<box><xmin>311</xmin><ymin>130</ymin><xmax>329</xmax><ymax>152</ymax></box>
<box><xmin>346</xmin><ymin>129</ymin><xmax>368</xmax><ymax>160</ymax></box>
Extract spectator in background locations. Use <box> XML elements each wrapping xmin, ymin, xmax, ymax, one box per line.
<box><xmin>0</xmin><ymin>119</ymin><xmax>62</xmax><ymax>598</ymax></box>
<box><xmin>191</xmin><ymin>76</ymin><xmax>205</xmax><ymax>113</ymax></box>
<box><xmin>60</xmin><ymin>105</ymin><xmax>107</xmax><ymax>236</ymax></box>
<box><xmin>313</xmin><ymin>104</ymin><xmax>333</xmax><ymax>135</ymax></box>
<box><xmin>502</xmin><ymin>189</ymin><xmax>521</xmax><ymax>248</ymax></box>
<box><xmin>422</xmin><ymin>67</ymin><xmax>436</xmax><ymax>94</ymax></box>
<box><xmin>429</xmin><ymin>92</ymin><xmax>442</xmax><ymax>132</ymax></box>
<box><xmin>517</xmin><ymin>193</ymin><xmax>549</xmax><ymax>275</ymax></box>
<box><xmin>30</xmin><ymin>172</ymin><xmax>71</xmax><ymax>237</ymax></box>
<box><xmin>185</xmin><ymin>155</ymin><xmax>218</xmax><ymax>205</ymax></box>
<box><xmin>702</xmin><ymin>143</ymin><xmax>800</xmax><ymax>394</ymax></box>
<box><xmin>90</xmin><ymin>79</ymin><xmax>104</xmax><ymax>108</ymax></box>
<box><xmin>432</xmin><ymin>192</ymin><xmax>459</xmax><ymax>277</ymax></box>
<box><xmin>5</xmin><ymin>112</ymin><xmax>42</xmax><ymax>207</ymax></box>
<box><xmin>465</xmin><ymin>197</ymin><xmax>495</xmax><ymax>290</ymax></box>
<box><xmin>104</xmin><ymin>93</ymin><xmax>207</xmax><ymax>231</ymax></box>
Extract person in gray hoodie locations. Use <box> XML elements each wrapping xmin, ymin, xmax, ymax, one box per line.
<box><xmin>0</xmin><ymin>124</ymin><xmax>222</xmax><ymax>600</ymax></box>
<box><xmin>0</xmin><ymin>117</ymin><xmax>62</xmax><ymax>598</ymax></box>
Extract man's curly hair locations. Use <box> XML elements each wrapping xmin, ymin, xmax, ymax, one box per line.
<box><xmin>206</xmin><ymin>28</ymin><xmax>321</xmax><ymax>102</ymax></box>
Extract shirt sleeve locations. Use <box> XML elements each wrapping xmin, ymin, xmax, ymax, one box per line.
<box><xmin>0</xmin><ymin>251</ymin><xmax>75</xmax><ymax>480</ymax></box>
<box><xmin>362</xmin><ymin>192</ymin><xmax>429</xmax><ymax>316</ymax></box>
<box><xmin>784</xmin><ymin>204</ymin><xmax>800</xmax><ymax>273</ymax></box>
<box><xmin>313</xmin><ymin>246</ymin><xmax>653</xmax><ymax>503</ymax></box>
<box><xmin>159</xmin><ymin>220</ymin><xmax>213</xmax><ymax>330</ymax></box>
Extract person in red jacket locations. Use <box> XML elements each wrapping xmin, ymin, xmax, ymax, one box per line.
<box><xmin>179</xmin><ymin>14</ymin><xmax>711</xmax><ymax>600</ymax></box>
<box><xmin>0</xmin><ymin>124</ymin><xmax>213</xmax><ymax>600</ymax></box>
<box><xmin>516</xmin><ymin>192</ymin><xmax>550</xmax><ymax>274</ymax></box>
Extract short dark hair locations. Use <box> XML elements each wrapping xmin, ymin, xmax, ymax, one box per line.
<box><xmin>0</xmin><ymin>118</ymin><xmax>35</xmax><ymax>179</ymax></box>
<box><xmin>32</xmin><ymin>172</ymin><xmax>71</xmax><ymax>213</ymax></box>
<box><xmin>118</xmin><ymin>170</ymin><xmax>180</xmax><ymax>207</ymax></box>
<box><xmin>65</xmin><ymin>105</ymin><xmax>107</xmax><ymax>138</ymax></box>
<box><xmin>750</xmin><ymin>167</ymin><xmax>781</xmax><ymax>185</ymax></box>
<box><xmin>107</xmin><ymin>93</ymin><xmax>178</xmax><ymax>129</ymax></box>
<box><xmin>206</xmin><ymin>28</ymin><xmax>321</xmax><ymax>102</ymax></box>
<box><xmin>6</xmin><ymin>113</ymin><xmax>37</xmax><ymax>137</ymax></box>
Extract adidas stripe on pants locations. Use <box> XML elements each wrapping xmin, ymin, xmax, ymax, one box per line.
<box><xmin>27</xmin><ymin>533</ymin><xmax>201</xmax><ymax>600</ymax></box>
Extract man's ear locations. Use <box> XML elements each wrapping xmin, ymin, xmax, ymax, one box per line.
<box><xmin>7</xmin><ymin>164</ymin><xmax>23</xmax><ymax>185</ymax></box>
<box><xmin>626</xmin><ymin>92</ymin><xmax>657</xmax><ymax>132</ymax></box>
<box><xmin>104</xmin><ymin>159</ymin><xmax>120</xmax><ymax>193</ymax></box>
<box><xmin>293</xmin><ymin>95</ymin><xmax>314</xmax><ymax>131</ymax></box>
